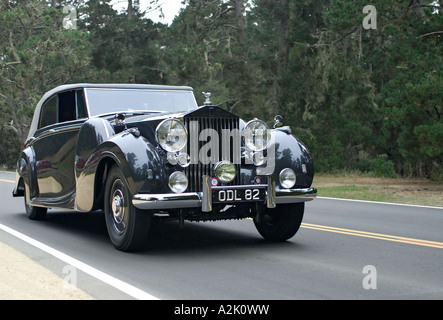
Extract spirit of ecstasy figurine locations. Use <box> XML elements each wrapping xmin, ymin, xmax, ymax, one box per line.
<box><xmin>202</xmin><ymin>92</ymin><xmax>212</xmax><ymax>106</ymax></box>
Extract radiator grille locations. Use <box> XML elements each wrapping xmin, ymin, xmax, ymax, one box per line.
<box><xmin>184</xmin><ymin>116</ymin><xmax>241</xmax><ymax>192</ymax></box>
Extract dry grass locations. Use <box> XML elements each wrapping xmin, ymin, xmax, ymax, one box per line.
<box><xmin>312</xmin><ymin>173</ymin><xmax>443</xmax><ymax>208</ymax></box>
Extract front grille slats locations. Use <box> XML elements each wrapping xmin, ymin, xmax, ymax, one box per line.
<box><xmin>184</xmin><ymin>115</ymin><xmax>241</xmax><ymax>192</ymax></box>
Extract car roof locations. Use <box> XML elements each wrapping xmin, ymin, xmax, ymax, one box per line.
<box><xmin>47</xmin><ymin>83</ymin><xmax>194</xmax><ymax>93</ymax></box>
<box><xmin>27</xmin><ymin>83</ymin><xmax>195</xmax><ymax>140</ymax></box>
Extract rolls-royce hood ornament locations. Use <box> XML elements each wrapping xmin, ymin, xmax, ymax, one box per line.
<box><xmin>202</xmin><ymin>92</ymin><xmax>212</xmax><ymax>106</ymax></box>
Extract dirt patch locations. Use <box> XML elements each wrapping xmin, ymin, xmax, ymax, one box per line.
<box><xmin>312</xmin><ymin>174</ymin><xmax>443</xmax><ymax>207</ymax></box>
<box><xmin>0</xmin><ymin>242</ymin><xmax>95</xmax><ymax>300</ymax></box>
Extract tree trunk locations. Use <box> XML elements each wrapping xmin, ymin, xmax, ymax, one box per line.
<box><xmin>128</xmin><ymin>0</ymin><xmax>133</xmax><ymax>20</ymax></box>
<box><xmin>358</xmin><ymin>26</ymin><xmax>362</xmax><ymax>65</ymax></box>
<box><xmin>410</xmin><ymin>0</ymin><xmax>425</xmax><ymax>17</ymax></box>
<box><xmin>233</xmin><ymin>0</ymin><xmax>245</xmax><ymax>46</ymax></box>
<box><xmin>127</xmin><ymin>0</ymin><xmax>135</xmax><ymax>82</ymax></box>
<box><xmin>278</xmin><ymin>0</ymin><xmax>290</xmax><ymax>78</ymax></box>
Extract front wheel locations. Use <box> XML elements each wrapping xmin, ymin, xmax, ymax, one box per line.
<box><xmin>253</xmin><ymin>203</ymin><xmax>304</xmax><ymax>242</ymax></box>
<box><xmin>104</xmin><ymin>165</ymin><xmax>150</xmax><ymax>251</ymax></box>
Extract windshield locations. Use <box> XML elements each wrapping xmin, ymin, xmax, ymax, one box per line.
<box><xmin>85</xmin><ymin>88</ymin><xmax>198</xmax><ymax>116</ymax></box>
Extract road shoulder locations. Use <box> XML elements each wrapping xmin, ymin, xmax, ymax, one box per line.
<box><xmin>0</xmin><ymin>240</ymin><xmax>95</xmax><ymax>300</ymax></box>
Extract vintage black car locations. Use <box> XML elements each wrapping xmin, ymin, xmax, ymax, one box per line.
<box><xmin>13</xmin><ymin>84</ymin><xmax>317</xmax><ymax>251</ymax></box>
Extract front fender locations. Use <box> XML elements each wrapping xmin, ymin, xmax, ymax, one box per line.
<box><xmin>75</xmin><ymin>118</ymin><xmax>115</xmax><ymax>212</ymax></box>
<box><xmin>239</xmin><ymin>129</ymin><xmax>314</xmax><ymax>188</ymax></box>
<box><xmin>269</xmin><ymin>129</ymin><xmax>314</xmax><ymax>188</ymax></box>
<box><xmin>74</xmin><ymin>119</ymin><xmax>165</xmax><ymax>212</ymax></box>
<box><xmin>96</xmin><ymin>134</ymin><xmax>167</xmax><ymax>196</ymax></box>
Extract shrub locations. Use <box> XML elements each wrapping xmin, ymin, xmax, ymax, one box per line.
<box><xmin>357</xmin><ymin>151</ymin><xmax>397</xmax><ymax>178</ymax></box>
<box><xmin>374</xmin><ymin>154</ymin><xmax>397</xmax><ymax>178</ymax></box>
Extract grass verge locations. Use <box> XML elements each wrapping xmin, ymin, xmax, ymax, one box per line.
<box><xmin>312</xmin><ymin>174</ymin><xmax>443</xmax><ymax>208</ymax></box>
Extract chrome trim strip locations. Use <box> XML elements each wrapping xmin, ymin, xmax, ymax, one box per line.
<box><xmin>33</xmin><ymin>122</ymin><xmax>83</xmax><ymax>142</ymax></box>
<box><xmin>202</xmin><ymin>175</ymin><xmax>212</xmax><ymax>212</ymax></box>
<box><xmin>212</xmin><ymin>184</ymin><xmax>267</xmax><ymax>190</ymax></box>
<box><xmin>132</xmin><ymin>193</ymin><xmax>202</xmax><ymax>210</ymax></box>
<box><xmin>131</xmin><ymin>187</ymin><xmax>317</xmax><ymax>211</ymax></box>
<box><xmin>275</xmin><ymin>187</ymin><xmax>317</xmax><ymax>204</ymax></box>
<box><xmin>267</xmin><ymin>174</ymin><xmax>276</xmax><ymax>208</ymax></box>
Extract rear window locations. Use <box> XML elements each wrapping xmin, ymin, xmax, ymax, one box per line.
<box><xmin>39</xmin><ymin>96</ymin><xmax>57</xmax><ymax>128</ymax></box>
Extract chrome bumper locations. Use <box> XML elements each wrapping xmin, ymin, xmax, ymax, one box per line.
<box><xmin>132</xmin><ymin>175</ymin><xmax>317</xmax><ymax>211</ymax></box>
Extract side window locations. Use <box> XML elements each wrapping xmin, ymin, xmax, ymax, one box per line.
<box><xmin>38</xmin><ymin>89</ymin><xmax>87</xmax><ymax>129</ymax></box>
<box><xmin>39</xmin><ymin>96</ymin><xmax>57</xmax><ymax>128</ymax></box>
<box><xmin>58</xmin><ymin>90</ymin><xmax>76</xmax><ymax>123</ymax></box>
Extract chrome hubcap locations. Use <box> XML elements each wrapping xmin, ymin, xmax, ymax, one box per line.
<box><xmin>110</xmin><ymin>179</ymin><xmax>127</xmax><ymax>235</ymax></box>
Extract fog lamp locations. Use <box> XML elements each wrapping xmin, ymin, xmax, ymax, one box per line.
<box><xmin>168</xmin><ymin>171</ymin><xmax>188</xmax><ymax>193</ymax></box>
<box><xmin>214</xmin><ymin>161</ymin><xmax>236</xmax><ymax>183</ymax></box>
<box><xmin>178</xmin><ymin>153</ymin><xmax>191</xmax><ymax>168</ymax></box>
<box><xmin>279</xmin><ymin>168</ymin><xmax>296</xmax><ymax>189</ymax></box>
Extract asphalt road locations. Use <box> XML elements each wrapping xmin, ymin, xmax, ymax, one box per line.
<box><xmin>0</xmin><ymin>170</ymin><xmax>442</xmax><ymax>300</ymax></box>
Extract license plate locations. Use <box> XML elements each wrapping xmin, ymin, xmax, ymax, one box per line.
<box><xmin>212</xmin><ymin>187</ymin><xmax>266</xmax><ymax>203</ymax></box>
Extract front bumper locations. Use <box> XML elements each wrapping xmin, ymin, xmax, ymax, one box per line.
<box><xmin>132</xmin><ymin>175</ymin><xmax>317</xmax><ymax>212</ymax></box>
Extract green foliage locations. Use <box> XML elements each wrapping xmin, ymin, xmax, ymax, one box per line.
<box><xmin>0</xmin><ymin>0</ymin><xmax>441</xmax><ymax>179</ymax></box>
<box><xmin>414</xmin><ymin>123</ymin><xmax>443</xmax><ymax>158</ymax></box>
<box><xmin>357</xmin><ymin>152</ymin><xmax>397</xmax><ymax>178</ymax></box>
<box><xmin>0</xmin><ymin>0</ymin><xmax>94</xmax><ymax>166</ymax></box>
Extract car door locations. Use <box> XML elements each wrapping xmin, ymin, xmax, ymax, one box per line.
<box><xmin>32</xmin><ymin>89</ymin><xmax>87</xmax><ymax>208</ymax></box>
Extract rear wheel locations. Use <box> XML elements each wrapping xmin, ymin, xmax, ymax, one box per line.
<box><xmin>104</xmin><ymin>165</ymin><xmax>150</xmax><ymax>251</ymax></box>
<box><xmin>24</xmin><ymin>190</ymin><xmax>47</xmax><ymax>220</ymax></box>
<box><xmin>253</xmin><ymin>203</ymin><xmax>304</xmax><ymax>241</ymax></box>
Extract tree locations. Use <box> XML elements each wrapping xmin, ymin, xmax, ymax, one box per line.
<box><xmin>0</xmin><ymin>0</ymin><xmax>441</xmax><ymax>178</ymax></box>
<box><xmin>378</xmin><ymin>0</ymin><xmax>443</xmax><ymax>178</ymax></box>
<box><xmin>164</xmin><ymin>0</ymin><xmax>264</xmax><ymax>118</ymax></box>
<box><xmin>0</xmin><ymin>0</ymin><xmax>93</xmax><ymax>165</ymax></box>
<box><xmin>82</xmin><ymin>0</ymin><xmax>166</xmax><ymax>84</ymax></box>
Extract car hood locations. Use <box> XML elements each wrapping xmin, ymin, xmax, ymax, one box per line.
<box><xmin>110</xmin><ymin>105</ymin><xmax>240</xmax><ymax>126</ymax></box>
<box><xmin>106</xmin><ymin>106</ymin><xmax>241</xmax><ymax>145</ymax></box>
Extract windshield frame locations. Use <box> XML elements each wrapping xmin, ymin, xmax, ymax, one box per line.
<box><xmin>84</xmin><ymin>88</ymin><xmax>198</xmax><ymax>117</ymax></box>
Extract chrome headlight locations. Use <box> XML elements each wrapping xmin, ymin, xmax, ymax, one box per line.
<box><xmin>156</xmin><ymin>119</ymin><xmax>187</xmax><ymax>152</ymax></box>
<box><xmin>243</xmin><ymin>119</ymin><xmax>270</xmax><ymax>152</ymax></box>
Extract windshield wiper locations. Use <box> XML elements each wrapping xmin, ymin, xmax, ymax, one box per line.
<box><xmin>127</xmin><ymin>110</ymin><xmax>164</xmax><ymax>115</ymax></box>
<box><xmin>94</xmin><ymin>110</ymin><xmax>163</xmax><ymax>118</ymax></box>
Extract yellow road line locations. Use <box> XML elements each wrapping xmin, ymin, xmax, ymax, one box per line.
<box><xmin>301</xmin><ymin>223</ymin><xmax>443</xmax><ymax>249</ymax></box>
<box><xmin>0</xmin><ymin>179</ymin><xmax>14</xmax><ymax>183</ymax></box>
<box><xmin>2</xmin><ymin>176</ymin><xmax>441</xmax><ymax>249</ymax></box>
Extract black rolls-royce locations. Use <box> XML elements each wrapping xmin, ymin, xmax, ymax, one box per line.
<box><xmin>13</xmin><ymin>84</ymin><xmax>317</xmax><ymax>251</ymax></box>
